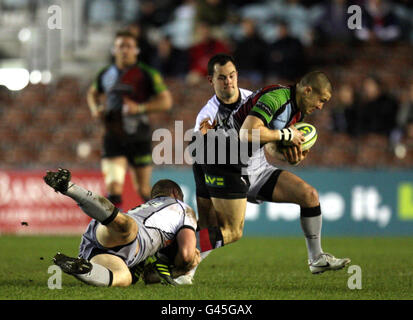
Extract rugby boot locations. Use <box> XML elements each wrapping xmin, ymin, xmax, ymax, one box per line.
<box><xmin>44</xmin><ymin>168</ymin><xmax>71</xmax><ymax>193</ymax></box>
<box><xmin>53</xmin><ymin>252</ymin><xmax>92</xmax><ymax>275</ymax></box>
<box><xmin>309</xmin><ymin>252</ymin><xmax>351</xmax><ymax>274</ymax></box>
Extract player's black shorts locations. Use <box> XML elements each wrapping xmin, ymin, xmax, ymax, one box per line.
<box><xmin>193</xmin><ymin>162</ymin><xmax>249</xmax><ymax>199</ymax></box>
<box><xmin>102</xmin><ymin>134</ymin><xmax>152</xmax><ymax>167</ymax></box>
<box><xmin>190</xmin><ymin>129</ymin><xmax>250</xmax><ymax>199</ymax></box>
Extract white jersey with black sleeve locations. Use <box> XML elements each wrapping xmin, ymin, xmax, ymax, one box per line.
<box><xmin>193</xmin><ymin>88</ymin><xmax>253</xmax><ymax>132</ymax></box>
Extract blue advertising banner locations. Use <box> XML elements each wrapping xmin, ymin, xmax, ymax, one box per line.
<box><xmin>152</xmin><ymin>168</ymin><xmax>413</xmax><ymax>236</ymax></box>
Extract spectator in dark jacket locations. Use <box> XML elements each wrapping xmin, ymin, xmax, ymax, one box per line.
<box><xmin>233</xmin><ymin>18</ymin><xmax>268</xmax><ymax>83</ymax></box>
<box><xmin>350</xmin><ymin>76</ymin><xmax>399</xmax><ymax>137</ymax></box>
<box><xmin>267</xmin><ymin>21</ymin><xmax>306</xmax><ymax>81</ymax></box>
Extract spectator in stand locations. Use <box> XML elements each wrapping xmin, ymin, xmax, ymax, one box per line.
<box><xmin>351</xmin><ymin>76</ymin><xmax>399</xmax><ymax>137</ymax></box>
<box><xmin>186</xmin><ymin>22</ymin><xmax>231</xmax><ymax>84</ymax></box>
<box><xmin>196</xmin><ymin>0</ymin><xmax>228</xmax><ymax>27</ymax></box>
<box><xmin>392</xmin><ymin>83</ymin><xmax>413</xmax><ymax>145</ymax></box>
<box><xmin>267</xmin><ymin>0</ymin><xmax>316</xmax><ymax>46</ymax></box>
<box><xmin>162</xmin><ymin>0</ymin><xmax>197</xmax><ymax>51</ymax></box>
<box><xmin>392</xmin><ymin>0</ymin><xmax>413</xmax><ymax>43</ymax></box>
<box><xmin>266</xmin><ymin>21</ymin><xmax>306</xmax><ymax>82</ymax></box>
<box><xmin>355</xmin><ymin>0</ymin><xmax>401</xmax><ymax>42</ymax></box>
<box><xmin>137</xmin><ymin>0</ymin><xmax>175</xmax><ymax>29</ymax></box>
<box><xmin>316</xmin><ymin>0</ymin><xmax>354</xmax><ymax>43</ymax></box>
<box><xmin>151</xmin><ymin>35</ymin><xmax>189</xmax><ymax>78</ymax></box>
<box><xmin>331</xmin><ymin>83</ymin><xmax>359</xmax><ymax>134</ymax></box>
<box><xmin>126</xmin><ymin>23</ymin><xmax>155</xmax><ymax>66</ymax></box>
<box><xmin>233</xmin><ymin>18</ymin><xmax>268</xmax><ymax>83</ymax></box>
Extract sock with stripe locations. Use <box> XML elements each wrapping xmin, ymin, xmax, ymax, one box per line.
<box><xmin>196</xmin><ymin>226</ymin><xmax>224</xmax><ymax>253</ymax></box>
<box><xmin>300</xmin><ymin>205</ymin><xmax>323</xmax><ymax>262</ymax></box>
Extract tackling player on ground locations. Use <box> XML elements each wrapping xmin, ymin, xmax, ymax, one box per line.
<box><xmin>44</xmin><ymin>168</ymin><xmax>199</xmax><ymax>287</ymax></box>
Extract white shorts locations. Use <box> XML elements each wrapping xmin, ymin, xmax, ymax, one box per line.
<box><xmin>246</xmin><ymin>148</ymin><xmax>281</xmax><ymax>204</ymax></box>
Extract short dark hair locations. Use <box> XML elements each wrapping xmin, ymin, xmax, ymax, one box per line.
<box><xmin>151</xmin><ymin>179</ymin><xmax>183</xmax><ymax>200</ymax></box>
<box><xmin>114</xmin><ymin>30</ymin><xmax>138</xmax><ymax>45</ymax></box>
<box><xmin>298</xmin><ymin>71</ymin><xmax>332</xmax><ymax>94</ymax></box>
<box><xmin>207</xmin><ymin>53</ymin><xmax>237</xmax><ymax>76</ymax></box>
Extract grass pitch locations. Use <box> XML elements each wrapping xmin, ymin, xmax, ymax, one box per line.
<box><xmin>0</xmin><ymin>236</ymin><xmax>412</xmax><ymax>300</ymax></box>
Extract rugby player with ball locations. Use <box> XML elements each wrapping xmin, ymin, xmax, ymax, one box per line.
<box><xmin>239</xmin><ymin>71</ymin><xmax>351</xmax><ymax>275</ymax></box>
<box><xmin>180</xmin><ymin>68</ymin><xmax>350</xmax><ymax>285</ymax></box>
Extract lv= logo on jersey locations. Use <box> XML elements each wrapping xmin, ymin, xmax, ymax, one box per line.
<box><xmin>204</xmin><ymin>174</ymin><xmax>225</xmax><ymax>187</ymax></box>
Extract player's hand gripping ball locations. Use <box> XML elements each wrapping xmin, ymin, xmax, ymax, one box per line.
<box><xmin>279</xmin><ymin>122</ymin><xmax>317</xmax><ymax>151</ymax></box>
<box><xmin>265</xmin><ymin>122</ymin><xmax>317</xmax><ymax>164</ymax></box>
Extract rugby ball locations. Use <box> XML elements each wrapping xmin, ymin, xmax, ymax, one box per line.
<box><xmin>281</xmin><ymin>122</ymin><xmax>317</xmax><ymax>151</ymax></box>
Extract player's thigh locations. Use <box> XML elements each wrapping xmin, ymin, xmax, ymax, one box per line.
<box><xmin>210</xmin><ymin>197</ymin><xmax>247</xmax><ymax>231</ymax></box>
<box><xmin>271</xmin><ymin>170</ymin><xmax>319</xmax><ymax>206</ymax></box>
<box><xmin>90</xmin><ymin>254</ymin><xmax>132</xmax><ymax>287</ymax></box>
<box><xmin>96</xmin><ymin>213</ymin><xmax>138</xmax><ymax>248</ymax></box>
<box><xmin>192</xmin><ymin>162</ymin><xmax>218</xmax><ymax>227</ymax></box>
<box><xmin>203</xmin><ymin>166</ymin><xmax>248</xmax><ymax>229</ymax></box>
<box><xmin>101</xmin><ymin>156</ymin><xmax>128</xmax><ymax>192</ymax></box>
<box><xmin>196</xmin><ymin>196</ymin><xmax>217</xmax><ymax>228</ymax></box>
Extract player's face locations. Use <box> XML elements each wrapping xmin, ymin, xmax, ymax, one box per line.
<box><xmin>210</xmin><ymin>62</ymin><xmax>238</xmax><ymax>101</ymax></box>
<box><xmin>113</xmin><ymin>37</ymin><xmax>138</xmax><ymax>66</ymax></box>
<box><xmin>301</xmin><ymin>87</ymin><xmax>331</xmax><ymax>115</ymax></box>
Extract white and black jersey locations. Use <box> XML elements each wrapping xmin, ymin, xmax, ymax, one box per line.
<box><xmin>193</xmin><ymin>88</ymin><xmax>253</xmax><ymax>132</ymax></box>
<box><xmin>192</xmin><ymin>89</ymin><xmax>253</xmax><ymax>199</ymax></box>
<box><xmin>192</xmin><ymin>87</ymin><xmax>285</xmax><ymax>203</ymax></box>
<box><xmin>128</xmin><ymin>197</ymin><xmax>197</xmax><ymax>249</ymax></box>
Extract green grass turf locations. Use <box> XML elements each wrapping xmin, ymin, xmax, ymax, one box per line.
<box><xmin>0</xmin><ymin>235</ymin><xmax>412</xmax><ymax>300</ymax></box>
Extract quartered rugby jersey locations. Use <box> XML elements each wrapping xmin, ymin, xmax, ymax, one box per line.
<box><xmin>228</xmin><ymin>84</ymin><xmax>305</xmax><ymax>171</ymax></box>
<box><xmin>231</xmin><ymin>84</ymin><xmax>304</xmax><ymax>132</ymax></box>
<box><xmin>93</xmin><ymin>61</ymin><xmax>167</xmax><ymax>139</ymax></box>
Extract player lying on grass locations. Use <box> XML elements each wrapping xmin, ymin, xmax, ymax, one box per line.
<box><xmin>44</xmin><ymin>168</ymin><xmax>200</xmax><ymax>287</ymax></box>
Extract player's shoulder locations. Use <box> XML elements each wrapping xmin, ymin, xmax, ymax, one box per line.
<box><xmin>175</xmin><ymin>199</ymin><xmax>193</xmax><ymax>212</ymax></box>
<box><xmin>175</xmin><ymin>200</ymin><xmax>197</xmax><ymax>228</ymax></box>
<box><xmin>259</xmin><ymin>85</ymin><xmax>291</xmax><ymax>104</ymax></box>
<box><xmin>137</xmin><ymin>61</ymin><xmax>167</xmax><ymax>92</ymax></box>
<box><xmin>206</xmin><ymin>94</ymin><xmax>220</xmax><ymax>109</ymax></box>
<box><xmin>137</xmin><ymin>61</ymin><xmax>161</xmax><ymax>75</ymax></box>
<box><xmin>197</xmin><ymin>95</ymin><xmax>220</xmax><ymax>117</ymax></box>
<box><xmin>240</xmin><ymin>88</ymin><xmax>253</xmax><ymax>99</ymax></box>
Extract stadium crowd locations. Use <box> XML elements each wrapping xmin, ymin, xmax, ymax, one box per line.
<box><xmin>1</xmin><ymin>0</ymin><xmax>413</xmax><ymax>169</ymax></box>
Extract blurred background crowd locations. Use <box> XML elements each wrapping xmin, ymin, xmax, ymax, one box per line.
<box><xmin>1</xmin><ymin>0</ymin><xmax>413</xmax><ymax>170</ymax></box>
